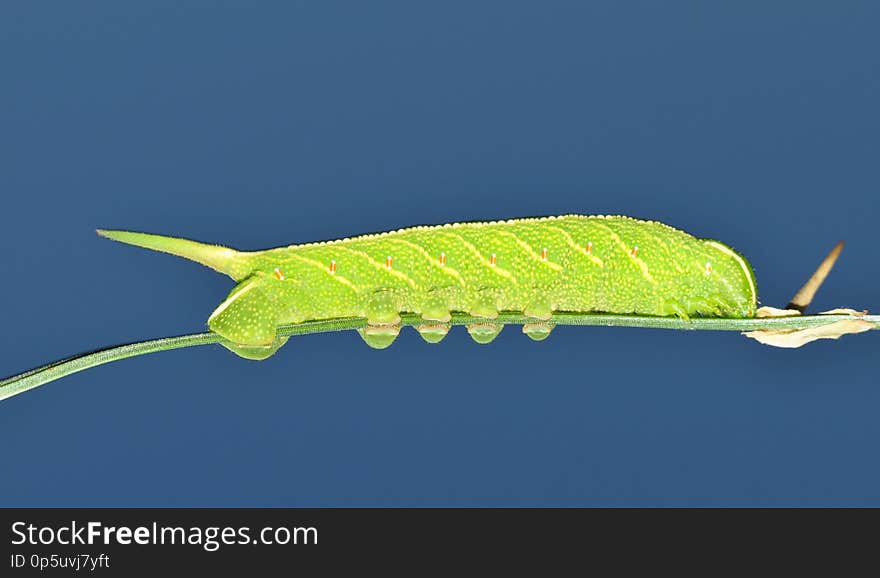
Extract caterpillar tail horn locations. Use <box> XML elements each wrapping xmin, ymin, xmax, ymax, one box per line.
<box><xmin>96</xmin><ymin>229</ymin><xmax>251</xmax><ymax>280</ymax></box>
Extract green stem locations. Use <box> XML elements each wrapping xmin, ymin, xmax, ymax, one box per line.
<box><xmin>3</xmin><ymin>312</ymin><xmax>878</xmax><ymax>401</ymax></box>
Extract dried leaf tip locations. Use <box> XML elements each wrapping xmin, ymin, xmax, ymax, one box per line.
<box><xmin>786</xmin><ymin>240</ymin><xmax>844</xmax><ymax>313</ymax></box>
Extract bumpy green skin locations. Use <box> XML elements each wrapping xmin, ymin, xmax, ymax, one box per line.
<box><xmin>97</xmin><ymin>215</ymin><xmax>758</xmax><ymax>356</ymax></box>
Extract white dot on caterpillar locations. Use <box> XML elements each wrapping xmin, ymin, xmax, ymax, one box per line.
<box><xmin>273</xmin><ymin>268</ymin><xmax>285</xmax><ymax>280</ymax></box>
<box><xmin>585</xmin><ymin>242</ymin><xmax>593</xmax><ymax>255</ymax></box>
<box><xmin>385</xmin><ymin>256</ymin><xmax>393</xmax><ymax>270</ymax></box>
<box><xmin>541</xmin><ymin>247</ymin><xmax>548</xmax><ymax>261</ymax></box>
<box><xmin>329</xmin><ymin>260</ymin><xmax>337</xmax><ymax>275</ymax></box>
<box><xmin>439</xmin><ymin>252</ymin><xmax>447</xmax><ymax>266</ymax></box>
<box><xmin>705</xmin><ymin>261</ymin><xmax>712</xmax><ymax>275</ymax></box>
<box><xmin>489</xmin><ymin>253</ymin><xmax>497</xmax><ymax>267</ymax></box>
<box><xmin>630</xmin><ymin>246</ymin><xmax>639</xmax><ymax>257</ymax></box>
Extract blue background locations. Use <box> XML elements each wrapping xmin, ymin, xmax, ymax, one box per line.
<box><xmin>1</xmin><ymin>2</ymin><xmax>878</xmax><ymax>506</ymax></box>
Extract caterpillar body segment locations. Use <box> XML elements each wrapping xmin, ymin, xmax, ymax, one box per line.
<box><xmin>98</xmin><ymin>215</ymin><xmax>758</xmax><ymax>358</ymax></box>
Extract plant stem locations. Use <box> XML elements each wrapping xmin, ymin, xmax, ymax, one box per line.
<box><xmin>2</xmin><ymin>312</ymin><xmax>878</xmax><ymax>401</ymax></box>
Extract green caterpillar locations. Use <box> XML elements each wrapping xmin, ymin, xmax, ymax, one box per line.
<box><xmin>97</xmin><ymin>215</ymin><xmax>757</xmax><ymax>359</ymax></box>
